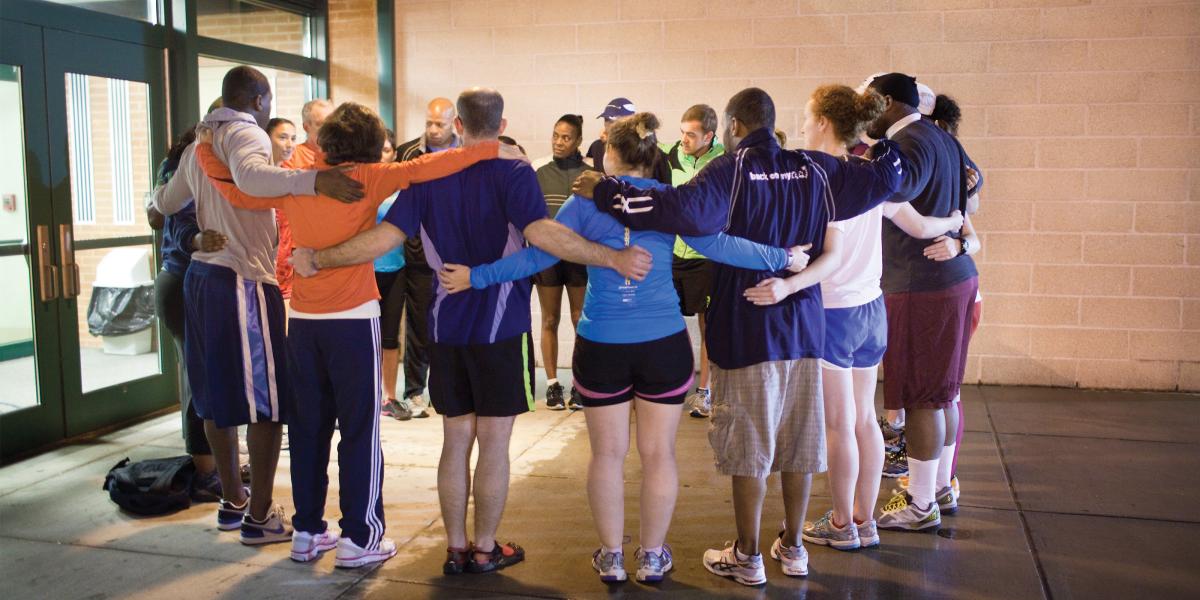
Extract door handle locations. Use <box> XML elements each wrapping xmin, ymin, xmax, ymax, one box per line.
<box><xmin>58</xmin><ymin>224</ymin><xmax>80</xmax><ymax>299</ymax></box>
<box><xmin>35</xmin><ymin>225</ymin><xmax>60</xmax><ymax>302</ymax></box>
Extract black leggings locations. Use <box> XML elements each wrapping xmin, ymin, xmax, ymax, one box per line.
<box><xmin>153</xmin><ymin>268</ymin><xmax>211</xmax><ymax>456</ymax></box>
<box><xmin>376</xmin><ymin>269</ymin><xmax>407</xmax><ymax>350</ymax></box>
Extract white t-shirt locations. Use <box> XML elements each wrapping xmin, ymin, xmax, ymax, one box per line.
<box><xmin>821</xmin><ymin>204</ymin><xmax>884</xmax><ymax>309</ymax></box>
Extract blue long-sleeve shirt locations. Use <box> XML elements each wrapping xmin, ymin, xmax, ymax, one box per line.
<box><xmin>470</xmin><ymin>176</ymin><xmax>790</xmax><ymax>345</ymax></box>
<box><xmin>588</xmin><ymin>127</ymin><xmax>906</xmax><ymax>369</ymax></box>
<box><xmin>157</xmin><ymin>159</ymin><xmax>200</xmax><ymax>276</ymax></box>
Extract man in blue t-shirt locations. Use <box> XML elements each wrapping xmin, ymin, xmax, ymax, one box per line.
<box><xmin>574</xmin><ymin>88</ymin><xmax>905</xmax><ymax>585</ymax></box>
<box><xmin>290</xmin><ymin>88</ymin><xmax>652</xmax><ymax>576</ymax></box>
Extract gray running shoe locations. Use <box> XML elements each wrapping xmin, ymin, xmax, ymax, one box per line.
<box><xmin>592</xmin><ymin>547</ymin><xmax>626</xmax><ymax>582</ymax></box>
<box><xmin>382</xmin><ymin>399</ymin><xmax>412</xmax><ymax>421</ymax></box>
<box><xmin>857</xmin><ymin>519</ymin><xmax>880</xmax><ymax>547</ymax></box>
<box><xmin>635</xmin><ymin>544</ymin><xmax>673</xmax><ymax>583</ymax></box>
<box><xmin>878</xmin><ymin>491</ymin><xmax>941</xmax><ymax>531</ymax></box>
<box><xmin>801</xmin><ymin>510</ymin><xmax>862</xmax><ymax>550</ymax></box>
<box><xmin>687</xmin><ymin>388</ymin><xmax>712</xmax><ymax>418</ymax></box>
<box><xmin>935</xmin><ymin>485</ymin><xmax>958</xmax><ymax>514</ymax></box>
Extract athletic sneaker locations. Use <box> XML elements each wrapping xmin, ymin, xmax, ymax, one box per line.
<box><xmin>878</xmin><ymin>491</ymin><xmax>941</xmax><ymax>531</ymax></box>
<box><xmin>381</xmin><ymin>399</ymin><xmax>412</xmax><ymax>421</ymax></box>
<box><xmin>240</xmin><ymin>503</ymin><xmax>293</xmax><ymax>545</ymax></box>
<box><xmin>217</xmin><ymin>492</ymin><xmax>249</xmax><ymax>531</ymax></box>
<box><xmin>635</xmin><ymin>545</ymin><xmax>673</xmax><ymax>583</ymax></box>
<box><xmin>191</xmin><ymin>469</ymin><xmax>223</xmax><ymax>503</ymax></box>
<box><xmin>407</xmin><ymin>395</ymin><xmax>430</xmax><ymax>419</ymax></box>
<box><xmin>769</xmin><ymin>533</ymin><xmax>809</xmax><ymax>577</ymax></box>
<box><xmin>687</xmin><ymin>388</ymin><xmax>712</xmax><ymax>418</ymax></box>
<box><xmin>703</xmin><ymin>542</ymin><xmax>767</xmax><ymax>586</ymax></box>
<box><xmin>882</xmin><ymin>447</ymin><xmax>908</xmax><ymax>478</ymax></box>
<box><xmin>898</xmin><ymin>475</ymin><xmax>960</xmax><ymax>508</ymax></box>
<box><xmin>857</xmin><ymin>519</ymin><xmax>880</xmax><ymax>548</ymax></box>
<box><xmin>801</xmin><ymin>510</ymin><xmax>861</xmax><ymax>550</ymax></box>
<box><xmin>592</xmin><ymin>547</ymin><xmax>626</xmax><ymax>582</ymax></box>
<box><xmin>879</xmin><ymin>417</ymin><xmax>904</xmax><ymax>452</ymax></box>
<box><xmin>935</xmin><ymin>485</ymin><xmax>958</xmax><ymax>514</ymax></box>
<box><xmin>239</xmin><ymin>463</ymin><xmax>251</xmax><ymax>484</ymax></box>
<box><xmin>290</xmin><ymin>530</ymin><xmax>340</xmax><ymax>562</ymax></box>
<box><xmin>568</xmin><ymin>387</ymin><xmax>584</xmax><ymax>411</ymax></box>
<box><xmin>334</xmin><ymin>536</ymin><xmax>397</xmax><ymax>568</ymax></box>
<box><xmin>546</xmin><ymin>382</ymin><xmax>566</xmax><ymax>411</ymax></box>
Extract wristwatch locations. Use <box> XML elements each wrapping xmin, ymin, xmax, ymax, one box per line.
<box><xmin>959</xmin><ymin>238</ymin><xmax>970</xmax><ymax>256</ymax></box>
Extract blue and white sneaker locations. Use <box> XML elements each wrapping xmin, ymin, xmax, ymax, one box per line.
<box><xmin>216</xmin><ymin>489</ymin><xmax>249</xmax><ymax>531</ymax></box>
<box><xmin>240</xmin><ymin>503</ymin><xmax>292</xmax><ymax>545</ymax></box>
<box><xmin>770</xmin><ymin>534</ymin><xmax>809</xmax><ymax>577</ymax></box>
<box><xmin>592</xmin><ymin>547</ymin><xmax>626</xmax><ymax>582</ymax></box>
<box><xmin>290</xmin><ymin>529</ymin><xmax>340</xmax><ymax>562</ymax></box>
<box><xmin>634</xmin><ymin>545</ymin><xmax>673</xmax><ymax>583</ymax></box>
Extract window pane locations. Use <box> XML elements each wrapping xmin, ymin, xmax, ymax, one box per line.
<box><xmin>64</xmin><ymin>75</ymin><xmax>154</xmax><ymax>241</ymax></box>
<box><xmin>197</xmin><ymin>1</ymin><xmax>311</xmax><ymax>57</ymax></box>
<box><xmin>43</xmin><ymin>0</ymin><xmax>157</xmax><ymax>23</ymax></box>
<box><xmin>76</xmin><ymin>244</ymin><xmax>162</xmax><ymax>393</ymax></box>
<box><xmin>197</xmin><ymin>57</ymin><xmax>313</xmax><ymax>129</ymax></box>
<box><xmin>0</xmin><ymin>65</ymin><xmax>38</xmax><ymax>414</ymax></box>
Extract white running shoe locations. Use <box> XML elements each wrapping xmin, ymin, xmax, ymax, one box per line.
<box><xmin>702</xmin><ymin>542</ymin><xmax>767</xmax><ymax>586</ymax></box>
<box><xmin>878</xmin><ymin>491</ymin><xmax>941</xmax><ymax>531</ymax></box>
<box><xmin>290</xmin><ymin>530</ymin><xmax>340</xmax><ymax>562</ymax></box>
<box><xmin>334</xmin><ymin>537</ymin><xmax>397</xmax><ymax>569</ymax></box>
<box><xmin>857</xmin><ymin>519</ymin><xmax>881</xmax><ymax>548</ymax></box>
<box><xmin>770</xmin><ymin>535</ymin><xmax>809</xmax><ymax>577</ymax></box>
<box><xmin>240</xmin><ymin>503</ymin><xmax>293</xmax><ymax>545</ymax></box>
<box><xmin>591</xmin><ymin>547</ymin><xmax>626</xmax><ymax>582</ymax></box>
<box><xmin>634</xmin><ymin>545</ymin><xmax>673</xmax><ymax>583</ymax></box>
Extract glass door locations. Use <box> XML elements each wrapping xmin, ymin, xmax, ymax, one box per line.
<box><xmin>0</xmin><ymin>21</ymin><xmax>68</xmax><ymax>458</ymax></box>
<box><xmin>42</xmin><ymin>29</ymin><xmax>177</xmax><ymax>438</ymax></box>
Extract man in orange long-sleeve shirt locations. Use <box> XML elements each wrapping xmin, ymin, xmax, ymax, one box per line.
<box><xmin>275</xmin><ymin>99</ymin><xmax>335</xmax><ymax>299</ymax></box>
<box><xmin>195</xmin><ymin>102</ymin><xmax>521</xmax><ymax>569</ymax></box>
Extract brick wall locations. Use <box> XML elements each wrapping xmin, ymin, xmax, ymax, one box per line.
<box><xmin>341</xmin><ymin>0</ymin><xmax>1200</xmax><ymax>391</ymax></box>
<box><xmin>329</xmin><ymin>0</ymin><xmax>381</xmax><ymax>110</ymax></box>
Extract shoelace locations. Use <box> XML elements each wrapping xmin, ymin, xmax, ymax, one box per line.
<box><xmin>882</xmin><ymin>492</ymin><xmax>910</xmax><ymax>513</ymax></box>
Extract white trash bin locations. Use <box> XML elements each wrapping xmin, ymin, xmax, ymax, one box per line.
<box><xmin>90</xmin><ymin>247</ymin><xmax>155</xmax><ymax>356</ymax></box>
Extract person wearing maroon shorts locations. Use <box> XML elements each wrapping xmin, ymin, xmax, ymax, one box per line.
<box><xmin>864</xmin><ymin>73</ymin><xmax>981</xmax><ymax>532</ymax></box>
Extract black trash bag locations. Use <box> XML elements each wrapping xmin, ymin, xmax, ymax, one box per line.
<box><xmin>103</xmin><ymin>456</ymin><xmax>195</xmax><ymax>516</ymax></box>
<box><xmin>87</xmin><ymin>285</ymin><xmax>156</xmax><ymax>337</ymax></box>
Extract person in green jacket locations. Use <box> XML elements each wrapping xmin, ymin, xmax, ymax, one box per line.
<box><xmin>658</xmin><ymin>104</ymin><xmax>725</xmax><ymax>418</ymax></box>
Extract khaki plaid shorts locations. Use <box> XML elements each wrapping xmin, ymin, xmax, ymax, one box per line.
<box><xmin>708</xmin><ymin>358</ymin><xmax>827</xmax><ymax>478</ymax></box>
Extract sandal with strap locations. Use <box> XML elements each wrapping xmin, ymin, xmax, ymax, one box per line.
<box><xmin>443</xmin><ymin>546</ymin><xmax>470</xmax><ymax>575</ymax></box>
<box><xmin>466</xmin><ymin>540</ymin><xmax>525</xmax><ymax>574</ymax></box>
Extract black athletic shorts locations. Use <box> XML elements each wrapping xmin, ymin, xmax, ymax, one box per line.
<box><xmin>534</xmin><ymin>260</ymin><xmax>588</xmax><ymax>288</ymax></box>
<box><xmin>672</xmin><ymin>256</ymin><xmax>712</xmax><ymax>317</ymax></box>
<box><xmin>571</xmin><ymin>329</ymin><xmax>695</xmax><ymax>407</ymax></box>
<box><xmin>428</xmin><ymin>332</ymin><xmax>536</xmax><ymax>418</ymax></box>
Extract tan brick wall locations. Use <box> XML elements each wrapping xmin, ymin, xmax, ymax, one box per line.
<box><xmin>342</xmin><ymin>0</ymin><xmax>1200</xmax><ymax>391</ymax></box>
<box><xmin>329</xmin><ymin>0</ymin><xmax>382</xmax><ymax>110</ymax></box>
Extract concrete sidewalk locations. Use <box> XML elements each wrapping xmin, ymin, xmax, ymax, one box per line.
<box><xmin>2</xmin><ymin>384</ymin><xmax>1198</xmax><ymax>599</ymax></box>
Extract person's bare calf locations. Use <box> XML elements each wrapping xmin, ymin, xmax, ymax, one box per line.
<box><xmin>246</xmin><ymin>421</ymin><xmax>283</xmax><ymax>520</ymax></box>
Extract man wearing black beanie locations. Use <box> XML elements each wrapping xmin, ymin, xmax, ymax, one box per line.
<box><xmin>865</xmin><ymin>72</ymin><xmax>980</xmax><ymax>534</ymax></box>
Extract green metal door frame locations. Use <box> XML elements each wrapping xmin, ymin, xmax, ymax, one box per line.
<box><xmin>0</xmin><ymin>19</ymin><xmax>67</xmax><ymax>459</ymax></box>
<box><xmin>42</xmin><ymin>28</ymin><xmax>177</xmax><ymax>438</ymax></box>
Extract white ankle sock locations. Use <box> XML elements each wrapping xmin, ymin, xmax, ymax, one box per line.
<box><xmin>547</xmin><ymin>378</ymin><xmax>559</xmax><ymax>386</ymax></box>
<box><xmin>907</xmin><ymin>457</ymin><xmax>938</xmax><ymax>510</ymax></box>
<box><xmin>937</xmin><ymin>443</ymin><xmax>956</xmax><ymax>490</ymax></box>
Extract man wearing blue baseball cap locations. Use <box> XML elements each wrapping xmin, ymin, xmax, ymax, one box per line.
<box><xmin>586</xmin><ymin>97</ymin><xmax>671</xmax><ymax>184</ymax></box>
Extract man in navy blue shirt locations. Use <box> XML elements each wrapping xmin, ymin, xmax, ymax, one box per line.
<box><xmin>574</xmin><ymin>88</ymin><xmax>905</xmax><ymax>585</ymax></box>
<box><xmin>864</xmin><ymin>73</ymin><xmax>979</xmax><ymax>534</ymax></box>
<box><xmin>291</xmin><ymin>88</ymin><xmax>652</xmax><ymax>576</ymax></box>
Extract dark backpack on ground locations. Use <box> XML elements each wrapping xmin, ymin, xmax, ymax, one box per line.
<box><xmin>103</xmin><ymin>456</ymin><xmax>195</xmax><ymax>516</ymax></box>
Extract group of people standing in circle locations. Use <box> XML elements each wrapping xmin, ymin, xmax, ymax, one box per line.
<box><xmin>148</xmin><ymin>64</ymin><xmax>981</xmax><ymax>588</ymax></box>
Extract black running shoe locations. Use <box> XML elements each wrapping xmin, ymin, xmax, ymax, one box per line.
<box><xmin>546</xmin><ymin>382</ymin><xmax>566</xmax><ymax>411</ymax></box>
<box><xmin>568</xmin><ymin>386</ymin><xmax>583</xmax><ymax>411</ymax></box>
